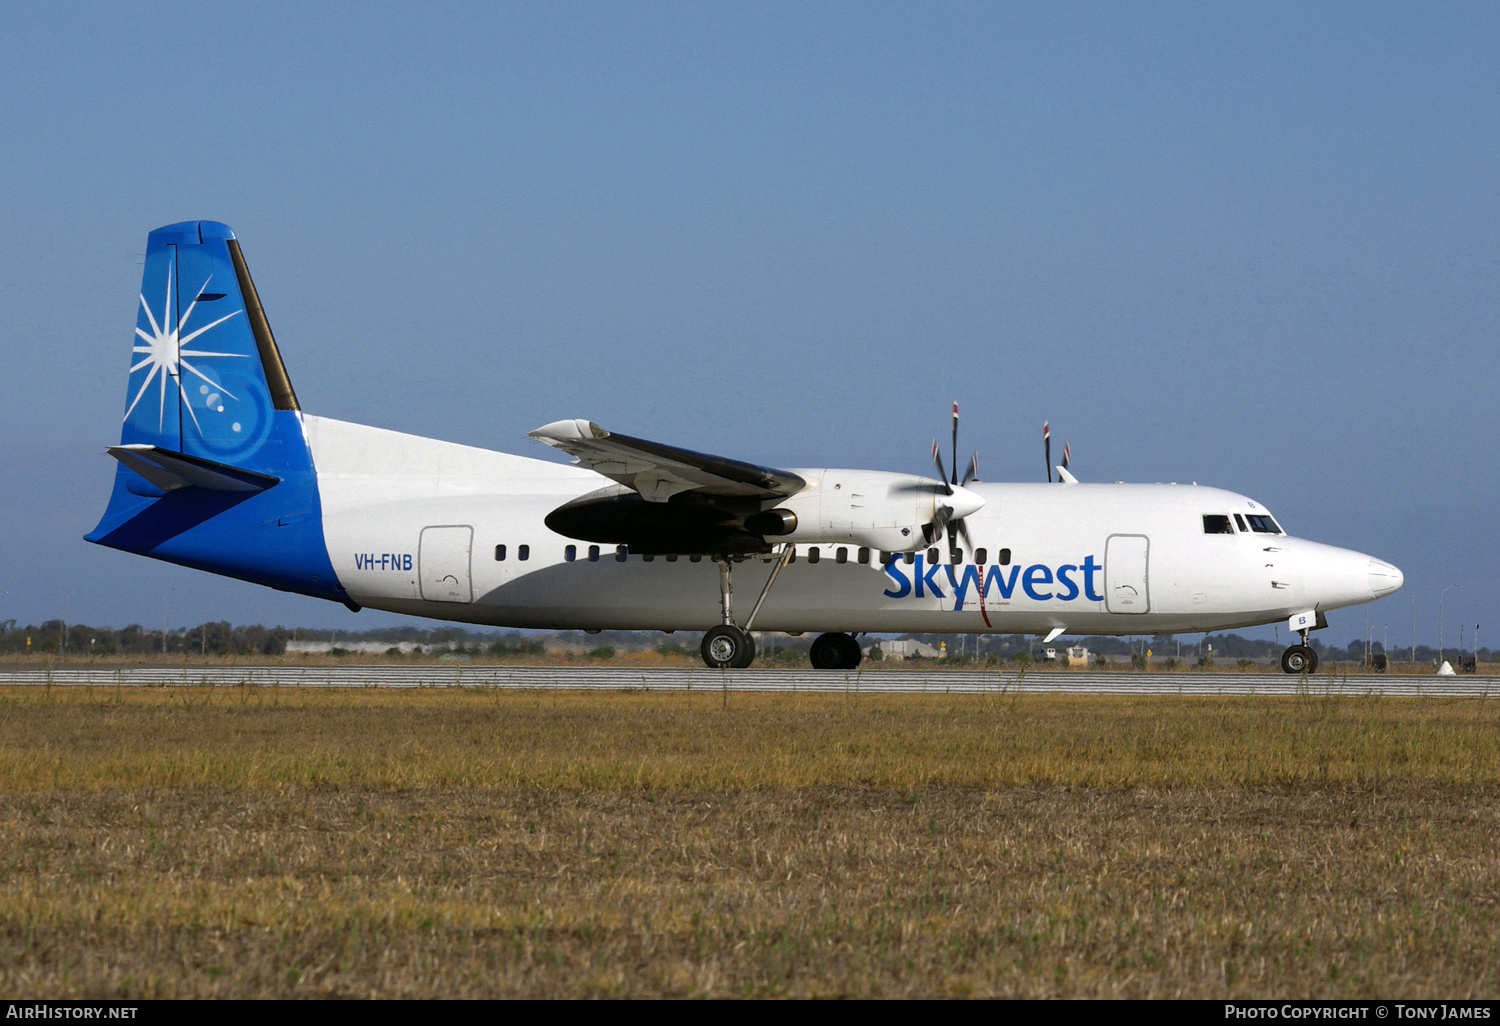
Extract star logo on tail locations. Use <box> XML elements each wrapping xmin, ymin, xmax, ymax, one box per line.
<box><xmin>125</xmin><ymin>254</ymin><xmax>247</xmax><ymax>431</ymax></box>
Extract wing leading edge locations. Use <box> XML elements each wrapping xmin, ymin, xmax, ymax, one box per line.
<box><xmin>528</xmin><ymin>419</ymin><xmax>805</xmax><ymax>502</ymax></box>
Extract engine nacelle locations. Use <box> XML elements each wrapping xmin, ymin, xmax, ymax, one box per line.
<box><xmin>760</xmin><ymin>469</ymin><xmax>982</xmax><ymax>552</ymax></box>
<box><xmin>744</xmin><ymin>508</ymin><xmax>798</xmax><ymax>536</ymax></box>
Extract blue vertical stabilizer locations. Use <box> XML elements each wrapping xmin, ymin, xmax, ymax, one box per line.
<box><xmin>88</xmin><ymin>222</ymin><xmax>346</xmax><ymax>603</ymax></box>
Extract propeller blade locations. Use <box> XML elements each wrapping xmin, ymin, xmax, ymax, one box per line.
<box><xmin>954</xmin><ymin>515</ymin><xmax>973</xmax><ymax>550</ymax></box>
<box><xmin>961</xmin><ymin>451</ymin><xmax>978</xmax><ymax>487</ymax></box>
<box><xmin>1043</xmin><ymin>422</ymin><xmax>1052</xmax><ymax>483</ymax></box>
<box><xmin>930</xmin><ymin>440</ymin><xmax>952</xmax><ymax>496</ymax></box>
<box><xmin>927</xmin><ymin>502</ymin><xmax>954</xmax><ymax>546</ymax></box>
<box><xmin>950</xmin><ymin>401</ymin><xmax>959</xmax><ymax>487</ymax></box>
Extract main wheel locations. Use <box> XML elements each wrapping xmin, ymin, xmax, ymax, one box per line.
<box><xmin>1280</xmin><ymin>644</ymin><xmax>1318</xmax><ymax>674</ymax></box>
<box><xmin>809</xmin><ymin>632</ymin><xmax>863</xmax><ymax>670</ymax></box>
<box><xmin>701</xmin><ymin>625</ymin><xmax>756</xmax><ymax>668</ymax></box>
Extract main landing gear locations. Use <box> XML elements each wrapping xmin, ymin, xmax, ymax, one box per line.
<box><xmin>701</xmin><ymin>624</ymin><xmax>756</xmax><ymax>669</ymax></box>
<box><xmin>809</xmin><ymin>632</ymin><xmax>863</xmax><ymax>670</ymax></box>
<box><xmin>1280</xmin><ymin>627</ymin><xmax>1320</xmax><ymax>674</ymax></box>
<box><xmin>696</xmin><ymin>549</ymin><xmax>864</xmax><ymax>670</ymax></box>
<box><xmin>700</xmin><ymin>557</ymin><xmax>756</xmax><ymax>668</ymax></box>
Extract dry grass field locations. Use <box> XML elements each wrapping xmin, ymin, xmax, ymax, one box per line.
<box><xmin>0</xmin><ymin>685</ymin><xmax>1497</xmax><ymax>997</ymax></box>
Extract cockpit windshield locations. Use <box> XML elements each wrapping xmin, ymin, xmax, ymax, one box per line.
<box><xmin>1245</xmin><ymin>514</ymin><xmax>1283</xmax><ymax>534</ymax></box>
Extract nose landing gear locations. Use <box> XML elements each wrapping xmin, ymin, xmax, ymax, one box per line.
<box><xmin>1280</xmin><ymin>627</ymin><xmax>1320</xmax><ymax>674</ymax></box>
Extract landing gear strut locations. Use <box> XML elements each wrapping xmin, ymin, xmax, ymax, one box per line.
<box><xmin>700</xmin><ymin>557</ymin><xmax>755</xmax><ymax>668</ymax></box>
<box><xmin>809</xmin><ymin>632</ymin><xmax>863</xmax><ymax>670</ymax></box>
<box><xmin>1280</xmin><ymin>628</ymin><xmax>1319</xmax><ymax>674</ymax></box>
<box><xmin>698</xmin><ymin>548</ymin><xmax>796</xmax><ymax>669</ymax></box>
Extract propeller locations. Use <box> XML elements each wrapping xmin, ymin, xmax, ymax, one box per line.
<box><xmin>1044</xmin><ymin>423</ymin><xmax>1073</xmax><ymax>482</ymax></box>
<box><xmin>1043</xmin><ymin>422</ymin><xmax>1052</xmax><ymax>483</ymax></box>
<box><xmin>949</xmin><ymin>401</ymin><xmax>959</xmax><ymax>487</ymax></box>
<box><xmin>924</xmin><ymin>403</ymin><xmax>981</xmax><ymax>549</ymax></box>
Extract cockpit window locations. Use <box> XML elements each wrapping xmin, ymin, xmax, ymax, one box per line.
<box><xmin>1202</xmin><ymin>514</ymin><xmax>1234</xmax><ymax>534</ymax></box>
<box><xmin>1234</xmin><ymin>514</ymin><xmax>1248</xmax><ymax>532</ymax></box>
<box><xmin>1246</xmin><ymin>514</ymin><xmax>1282</xmax><ymax>534</ymax></box>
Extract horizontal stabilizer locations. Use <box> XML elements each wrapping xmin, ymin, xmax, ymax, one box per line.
<box><xmin>106</xmin><ymin>444</ymin><xmax>280</xmax><ymax>493</ymax></box>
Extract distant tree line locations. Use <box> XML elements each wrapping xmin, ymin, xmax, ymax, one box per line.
<box><xmin>3</xmin><ymin>618</ymin><xmax>1488</xmax><ymax>666</ymax></box>
<box><xmin>883</xmin><ymin>631</ymin><xmax>1493</xmax><ymax>665</ymax></box>
<box><xmin>0</xmin><ymin>620</ymin><xmax>292</xmax><ymax>656</ymax></box>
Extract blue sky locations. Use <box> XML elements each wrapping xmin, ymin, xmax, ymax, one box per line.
<box><xmin>2</xmin><ymin>2</ymin><xmax>1495</xmax><ymax>647</ymax></box>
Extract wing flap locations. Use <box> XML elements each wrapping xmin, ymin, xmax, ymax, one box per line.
<box><xmin>529</xmin><ymin>419</ymin><xmax>805</xmax><ymax>502</ymax></box>
<box><xmin>107</xmin><ymin>444</ymin><xmax>280</xmax><ymax>493</ymax></box>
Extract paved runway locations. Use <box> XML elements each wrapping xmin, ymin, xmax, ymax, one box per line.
<box><xmin>1</xmin><ymin>665</ymin><xmax>1495</xmax><ymax>697</ymax></box>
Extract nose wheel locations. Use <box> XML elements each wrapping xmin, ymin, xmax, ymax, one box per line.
<box><xmin>809</xmin><ymin>632</ymin><xmax>863</xmax><ymax>670</ymax></box>
<box><xmin>1280</xmin><ymin>641</ymin><xmax>1319</xmax><ymax>675</ymax></box>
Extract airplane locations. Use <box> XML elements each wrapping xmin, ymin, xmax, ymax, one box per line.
<box><xmin>88</xmin><ymin>221</ymin><xmax>1404</xmax><ymax>674</ymax></box>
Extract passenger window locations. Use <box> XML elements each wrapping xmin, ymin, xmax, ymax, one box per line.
<box><xmin>1234</xmin><ymin>514</ymin><xmax>1248</xmax><ymax>533</ymax></box>
<box><xmin>808</xmin><ymin>547</ymin><xmax>821</xmax><ymax>564</ymax></box>
<box><xmin>665</xmin><ymin>554</ymin><xmax>678</xmax><ymax>562</ymax></box>
<box><xmin>927</xmin><ymin>547</ymin><xmax>939</xmax><ymax>565</ymax></box>
<box><xmin>518</xmin><ymin>544</ymin><xmax>530</xmax><ymax>561</ymax></box>
<box><xmin>975</xmin><ymin>547</ymin><xmax>988</xmax><ymax>564</ymax></box>
<box><xmin>588</xmin><ymin>545</ymin><xmax>600</xmax><ymax>562</ymax></box>
<box><xmin>836</xmin><ymin>547</ymin><xmax>848</xmax><ymax>564</ymax></box>
<box><xmin>494</xmin><ymin>544</ymin><xmax>506</xmax><ymax>561</ymax></box>
<box><xmin>1246</xmin><ymin>514</ymin><xmax>1282</xmax><ymax>534</ymax></box>
<box><xmin>565</xmin><ymin>545</ymin><xmax>576</xmax><ymax>562</ymax></box>
<box><xmin>642</xmin><ymin>553</ymin><xmax>655</xmax><ymax>562</ymax></box>
<box><xmin>999</xmin><ymin>548</ymin><xmax>1011</xmax><ymax>565</ymax></box>
<box><xmin>904</xmin><ymin>552</ymin><xmax>915</xmax><ymax>565</ymax></box>
<box><xmin>1202</xmin><ymin>514</ymin><xmax>1234</xmax><ymax>534</ymax></box>
<box><xmin>857</xmin><ymin>547</ymin><xmax>870</xmax><ymax>565</ymax></box>
<box><xmin>949</xmin><ymin>548</ymin><xmax>963</xmax><ymax>564</ymax></box>
<box><xmin>615</xmin><ymin>545</ymin><xmax>628</xmax><ymax>562</ymax></box>
<box><xmin>690</xmin><ymin>554</ymin><xmax>703</xmax><ymax>563</ymax></box>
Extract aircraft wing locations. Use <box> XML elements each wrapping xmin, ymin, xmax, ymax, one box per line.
<box><xmin>528</xmin><ymin>419</ymin><xmax>805</xmax><ymax>503</ymax></box>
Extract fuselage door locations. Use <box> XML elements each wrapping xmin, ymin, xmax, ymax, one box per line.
<box><xmin>419</xmin><ymin>525</ymin><xmax>473</xmax><ymax>603</ymax></box>
<box><xmin>1105</xmin><ymin>534</ymin><xmax>1150</xmax><ymax>614</ymax></box>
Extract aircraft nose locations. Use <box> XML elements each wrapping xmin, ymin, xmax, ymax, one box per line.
<box><xmin>1299</xmin><ymin>542</ymin><xmax>1394</xmax><ymax>609</ymax></box>
<box><xmin>1368</xmin><ymin>559</ymin><xmax>1403</xmax><ymax>598</ymax></box>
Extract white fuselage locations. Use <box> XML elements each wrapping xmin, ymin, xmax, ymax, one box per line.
<box><xmin>307</xmin><ymin>416</ymin><xmax>1401</xmax><ymax>636</ymax></box>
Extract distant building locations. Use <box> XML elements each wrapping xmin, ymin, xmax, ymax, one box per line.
<box><xmin>882</xmin><ymin>639</ymin><xmax>945</xmax><ymax>659</ymax></box>
<box><xmin>286</xmin><ymin>641</ymin><xmax>423</xmax><ymax>654</ymax></box>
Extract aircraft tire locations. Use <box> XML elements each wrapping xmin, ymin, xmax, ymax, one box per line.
<box><xmin>810</xmin><ymin>632</ymin><xmax>862</xmax><ymax>670</ymax></box>
<box><xmin>1280</xmin><ymin>645</ymin><xmax>1318</xmax><ymax>674</ymax></box>
<box><xmin>701</xmin><ymin>625</ymin><xmax>756</xmax><ymax>669</ymax></box>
